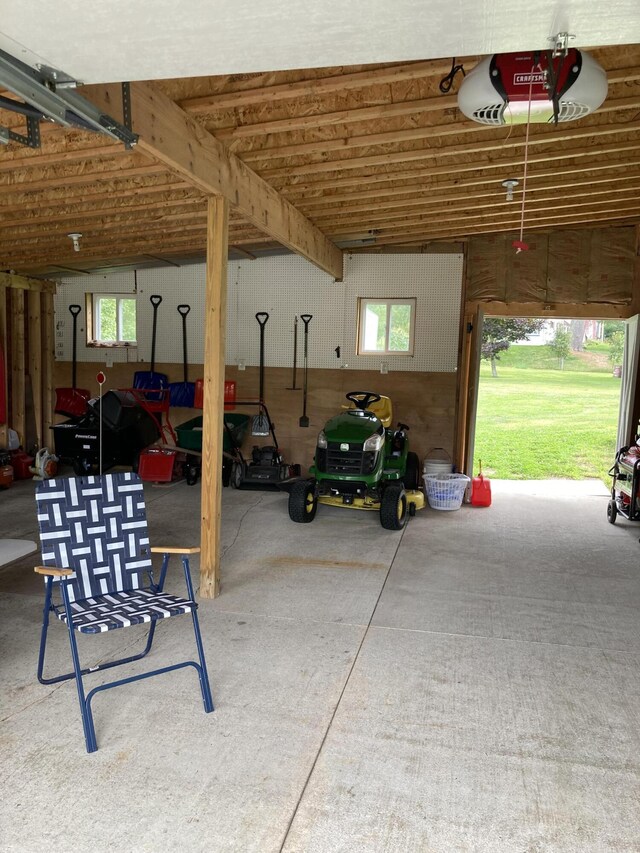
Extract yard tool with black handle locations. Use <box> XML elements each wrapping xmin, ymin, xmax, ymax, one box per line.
<box><xmin>133</xmin><ymin>295</ymin><xmax>168</xmax><ymax>395</ymax></box>
<box><xmin>252</xmin><ymin>312</ymin><xmax>270</xmax><ymax>436</ymax></box>
<box><xmin>299</xmin><ymin>314</ymin><xmax>312</xmax><ymax>427</ymax></box>
<box><xmin>168</xmin><ymin>304</ymin><xmax>195</xmax><ymax>407</ymax></box>
<box><xmin>54</xmin><ymin>304</ymin><xmax>90</xmax><ymax>417</ymax></box>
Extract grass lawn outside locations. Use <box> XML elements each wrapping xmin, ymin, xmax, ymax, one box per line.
<box><xmin>473</xmin><ymin>346</ymin><xmax>622</xmax><ymax>485</ymax></box>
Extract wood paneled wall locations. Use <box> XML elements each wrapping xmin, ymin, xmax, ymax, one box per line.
<box><xmin>0</xmin><ymin>275</ymin><xmax>55</xmax><ymax>450</ymax></box>
<box><xmin>55</xmin><ymin>361</ymin><xmax>457</xmax><ymax>471</ymax></box>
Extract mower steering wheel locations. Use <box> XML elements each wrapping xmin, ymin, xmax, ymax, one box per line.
<box><xmin>346</xmin><ymin>391</ymin><xmax>382</xmax><ymax>411</ymax></box>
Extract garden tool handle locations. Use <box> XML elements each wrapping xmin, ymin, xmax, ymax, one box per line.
<box><xmin>177</xmin><ymin>304</ymin><xmax>191</xmax><ymax>318</ymax></box>
<box><xmin>150</xmin><ymin>295</ymin><xmax>162</xmax><ymax>308</ymax></box>
<box><xmin>300</xmin><ymin>314</ymin><xmax>313</xmax><ymax>328</ymax></box>
<box><xmin>69</xmin><ymin>304</ymin><xmax>82</xmax><ymax>317</ymax></box>
<box><xmin>255</xmin><ymin>312</ymin><xmax>269</xmax><ymax>327</ymax></box>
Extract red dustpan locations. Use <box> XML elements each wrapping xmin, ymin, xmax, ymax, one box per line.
<box><xmin>55</xmin><ymin>305</ymin><xmax>90</xmax><ymax>418</ymax></box>
<box><xmin>471</xmin><ymin>460</ymin><xmax>492</xmax><ymax>507</ymax></box>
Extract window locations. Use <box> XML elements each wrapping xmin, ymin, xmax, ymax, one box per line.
<box><xmin>357</xmin><ymin>298</ymin><xmax>416</xmax><ymax>356</ymax></box>
<box><xmin>88</xmin><ymin>294</ymin><xmax>137</xmax><ymax>345</ymax></box>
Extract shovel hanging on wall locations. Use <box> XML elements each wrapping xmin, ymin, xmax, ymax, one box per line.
<box><xmin>168</xmin><ymin>304</ymin><xmax>196</xmax><ymax>407</ymax></box>
<box><xmin>133</xmin><ymin>294</ymin><xmax>168</xmax><ymax>395</ymax></box>
<box><xmin>54</xmin><ymin>304</ymin><xmax>90</xmax><ymax>417</ymax></box>
<box><xmin>252</xmin><ymin>312</ymin><xmax>270</xmax><ymax>436</ymax></box>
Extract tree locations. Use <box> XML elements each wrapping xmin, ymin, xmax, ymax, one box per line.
<box><xmin>481</xmin><ymin>317</ymin><xmax>545</xmax><ymax>377</ymax></box>
<box><xmin>603</xmin><ymin>320</ymin><xmax>625</xmax><ymax>340</ymax></box>
<box><xmin>608</xmin><ymin>330</ymin><xmax>624</xmax><ymax>371</ymax></box>
<box><xmin>548</xmin><ymin>325</ymin><xmax>572</xmax><ymax>369</ymax></box>
<box><xmin>570</xmin><ymin>319</ymin><xmax>586</xmax><ymax>352</ymax></box>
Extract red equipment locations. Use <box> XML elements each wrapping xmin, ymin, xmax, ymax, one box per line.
<box><xmin>471</xmin><ymin>461</ymin><xmax>492</xmax><ymax>507</ymax></box>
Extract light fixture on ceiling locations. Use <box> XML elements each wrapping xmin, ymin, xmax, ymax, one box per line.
<box><xmin>501</xmin><ymin>179</ymin><xmax>519</xmax><ymax>202</ymax></box>
<box><xmin>67</xmin><ymin>232</ymin><xmax>83</xmax><ymax>252</ymax></box>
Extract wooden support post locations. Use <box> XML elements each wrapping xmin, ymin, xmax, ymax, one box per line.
<box><xmin>0</xmin><ymin>284</ymin><xmax>7</xmax><ymax>448</ymax></box>
<box><xmin>28</xmin><ymin>290</ymin><xmax>43</xmax><ymax>447</ymax></box>
<box><xmin>11</xmin><ymin>289</ymin><xmax>26</xmax><ymax>444</ymax></box>
<box><xmin>200</xmin><ymin>195</ymin><xmax>229</xmax><ymax>599</ymax></box>
<box><xmin>41</xmin><ymin>291</ymin><xmax>55</xmax><ymax>442</ymax></box>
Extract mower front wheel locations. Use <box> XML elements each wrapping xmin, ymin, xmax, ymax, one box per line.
<box><xmin>289</xmin><ymin>480</ymin><xmax>318</xmax><ymax>523</ymax></box>
<box><xmin>607</xmin><ymin>499</ymin><xmax>618</xmax><ymax>525</ymax></box>
<box><xmin>380</xmin><ymin>483</ymin><xmax>408</xmax><ymax>530</ymax></box>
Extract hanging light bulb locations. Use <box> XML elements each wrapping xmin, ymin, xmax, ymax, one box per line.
<box><xmin>501</xmin><ymin>179</ymin><xmax>519</xmax><ymax>202</ymax></box>
<box><xmin>67</xmin><ymin>232</ymin><xmax>82</xmax><ymax>252</ymax></box>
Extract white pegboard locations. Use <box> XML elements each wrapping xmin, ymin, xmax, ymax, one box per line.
<box><xmin>55</xmin><ymin>252</ymin><xmax>463</xmax><ymax>372</ymax></box>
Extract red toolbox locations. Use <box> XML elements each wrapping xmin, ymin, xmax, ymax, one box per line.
<box><xmin>138</xmin><ymin>447</ymin><xmax>177</xmax><ymax>482</ymax></box>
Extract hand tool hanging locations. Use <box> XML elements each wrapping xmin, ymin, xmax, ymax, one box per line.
<box><xmin>133</xmin><ymin>295</ymin><xmax>168</xmax><ymax>393</ymax></box>
<box><xmin>299</xmin><ymin>314</ymin><xmax>312</xmax><ymax>428</ymax></box>
<box><xmin>252</xmin><ymin>312</ymin><xmax>270</xmax><ymax>436</ymax></box>
<box><xmin>54</xmin><ymin>304</ymin><xmax>90</xmax><ymax>417</ymax></box>
<box><xmin>168</xmin><ymin>304</ymin><xmax>195</xmax><ymax>407</ymax></box>
<box><xmin>286</xmin><ymin>315</ymin><xmax>299</xmax><ymax>390</ymax></box>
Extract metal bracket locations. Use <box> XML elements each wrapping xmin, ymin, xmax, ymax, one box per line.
<box><xmin>548</xmin><ymin>31</ymin><xmax>576</xmax><ymax>58</ymax></box>
<box><xmin>121</xmin><ymin>82</ymin><xmax>136</xmax><ymax>150</ymax></box>
<box><xmin>0</xmin><ymin>48</ymin><xmax>138</xmax><ymax>149</ymax></box>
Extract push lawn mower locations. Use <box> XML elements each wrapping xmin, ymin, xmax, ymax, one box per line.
<box><xmin>288</xmin><ymin>391</ymin><xmax>424</xmax><ymax>530</ymax></box>
<box><xmin>607</xmin><ymin>443</ymin><xmax>640</xmax><ymax>525</ymax></box>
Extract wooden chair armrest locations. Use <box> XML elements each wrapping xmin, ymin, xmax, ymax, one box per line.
<box><xmin>34</xmin><ymin>565</ymin><xmax>74</xmax><ymax>577</ymax></box>
<box><xmin>149</xmin><ymin>547</ymin><xmax>201</xmax><ymax>555</ymax></box>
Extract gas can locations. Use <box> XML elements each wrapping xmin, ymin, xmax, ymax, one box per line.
<box><xmin>471</xmin><ymin>461</ymin><xmax>492</xmax><ymax>507</ymax></box>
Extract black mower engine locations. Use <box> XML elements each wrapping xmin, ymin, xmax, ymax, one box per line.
<box><xmin>251</xmin><ymin>445</ymin><xmax>282</xmax><ymax>466</ymax></box>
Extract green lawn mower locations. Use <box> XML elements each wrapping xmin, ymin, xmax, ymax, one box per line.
<box><xmin>288</xmin><ymin>391</ymin><xmax>425</xmax><ymax>530</ymax></box>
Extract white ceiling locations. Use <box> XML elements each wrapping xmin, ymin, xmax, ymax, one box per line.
<box><xmin>1</xmin><ymin>0</ymin><xmax>639</xmax><ymax>84</ymax></box>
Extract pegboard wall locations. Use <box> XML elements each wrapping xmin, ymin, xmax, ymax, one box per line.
<box><xmin>55</xmin><ymin>252</ymin><xmax>463</xmax><ymax>372</ymax></box>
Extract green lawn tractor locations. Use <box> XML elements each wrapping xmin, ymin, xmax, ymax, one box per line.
<box><xmin>288</xmin><ymin>391</ymin><xmax>425</xmax><ymax>530</ymax></box>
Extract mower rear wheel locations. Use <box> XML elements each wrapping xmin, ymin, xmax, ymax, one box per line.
<box><xmin>289</xmin><ymin>480</ymin><xmax>318</xmax><ymax>523</ymax></box>
<box><xmin>403</xmin><ymin>452</ymin><xmax>420</xmax><ymax>491</ymax></box>
<box><xmin>607</xmin><ymin>499</ymin><xmax>618</xmax><ymax>524</ymax></box>
<box><xmin>230</xmin><ymin>460</ymin><xmax>245</xmax><ymax>489</ymax></box>
<box><xmin>380</xmin><ymin>483</ymin><xmax>408</xmax><ymax>530</ymax></box>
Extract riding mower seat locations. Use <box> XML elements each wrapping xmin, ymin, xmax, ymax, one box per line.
<box><xmin>345</xmin><ymin>394</ymin><xmax>393</xmax><ymax>427</ymax></box>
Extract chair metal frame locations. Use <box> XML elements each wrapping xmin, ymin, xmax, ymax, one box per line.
<box><xmin>35</xmin><ymin>476</ymin><xmax>213</xmax><ymax>753</ymax></box>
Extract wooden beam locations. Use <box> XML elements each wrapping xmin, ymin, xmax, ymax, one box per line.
<box><xmin>27</xmin><ymin>290</ymin><xmax>43</xmax><ymax>447</ymax></box>
<box><xmin>216</xmin><ymin>94</ymin><xmax>458</xmax><ymax>140</ymax></box>
<box><xmin>261</xmin><ymin>121</ymin><xmax>640</xmax><ymax>179</ymax></box>
<box><xmin>82</xmin><ymin>82</ymin><xmax>343</xmax><ymax>280</ymax></box>
<box><xmin>10</xmin><ymin>289</ymin><xmax>25</xmax><ymax>443</ymax></box>
<box><xmin>281</xmin><ymin>144</ymin><xmax>640</xmax><ymax>194</ymax></box>
<box><xmin>41</xmin><ymin>291</ymin><xmax>54</xmax><ymax>443</ymax></box>
<box><xmin>200</xmin><ymin>196</ymin><xmax>229</xmax><ymax>599</ymax></box>
<box><xmin>239</xmin><ymin>97</ymin><xmax>640</xmax><ymax>163</ymax></box>
<box><xmin>179</xmin><ymin>59</ymin><xmax>458</xmax><ymax>112</ymax></box>
<box><xmin>0</xmin><ymin>273</ymin><xmax>56</xmax><ymax>294</ymax></box>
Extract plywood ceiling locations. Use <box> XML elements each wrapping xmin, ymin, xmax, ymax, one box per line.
<box><xmin>0</xmin><ymin>44</ymin><xmax>639</xmax><ymax>276</ymax></box>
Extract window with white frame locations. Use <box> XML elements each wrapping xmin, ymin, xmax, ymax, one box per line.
<box><xmin>89</xmin><ymin>294</ymin><xmax>137</xmax><ymax>345</ymax></box>
<box><xmin>357</xmin><ymin>298</ymin><xmax>416</xmax><ymax>356</ymax></box>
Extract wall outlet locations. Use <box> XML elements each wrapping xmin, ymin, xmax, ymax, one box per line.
<box><xmin>105</xmin><ymin>352</ymin><xmax>114</xmax><ymax>368</ymax></box>
<box><xmin>238</xmin><ymin>359</ymin><xmax>246</xmax><ymax>371</ymax></box>
<box><xmin>380</xmin><ymin>362</ymin><xmax>389</xmax><ymax>374</ymax></box>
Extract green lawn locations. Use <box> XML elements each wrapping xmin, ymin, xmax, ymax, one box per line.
<box><xmin>473</xmin><ymin>350</ymin><xmax>621</xmax><ymax>484</ymax></box>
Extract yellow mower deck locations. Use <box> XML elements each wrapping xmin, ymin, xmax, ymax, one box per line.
<box><xmin>318</xmin><ymin>489</ymin><xmax>425</xmax><ymax>512</ymax></box>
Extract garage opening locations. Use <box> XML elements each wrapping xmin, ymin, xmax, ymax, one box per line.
<box><xmin>470</xmin><ymin>316</ymin><xmax>638</xmax><ymax>486</ymax></box>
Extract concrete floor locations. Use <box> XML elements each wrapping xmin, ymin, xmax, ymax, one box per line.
<box><xmin>1</xmin><ymin>476</ymin><xmax>639</xmax><ymax>852</ymax></box>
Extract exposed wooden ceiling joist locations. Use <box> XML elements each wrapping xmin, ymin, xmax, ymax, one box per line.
<box><xmin>81</xmin><ymin>82</ymin><xmax>343</xmax><ymax>280</ymax></box>
<box><xmin>0</xmin><ymin>45</ymin><xmax>637</xmax><ymax>276</ymax></box>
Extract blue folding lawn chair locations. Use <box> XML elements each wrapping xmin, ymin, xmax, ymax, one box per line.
<box><xmin>34</xmin><ymin>472</ymin><xmax>213</xmax><ymax>753</ymax></box>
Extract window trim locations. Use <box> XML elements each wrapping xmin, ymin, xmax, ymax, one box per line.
<box><xmin>356</xmin><ymin>297</ymin><xmax>416</xmax><ymax>356</ymax></box>
<box><xmin>86</xmin><ymin>293</ymin><xmax>137</xmax><ymax>347</ymax></box>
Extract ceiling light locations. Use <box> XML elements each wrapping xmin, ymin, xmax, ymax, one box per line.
<box><xmin>67</xmin><ymin>232</ymin><xmax>82</xmax><ymax>252</ymax></box>
<box><xmin>501</xmin><ymin>179</ymin><xmax>519</xmax><ymax>202</ymax></box>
